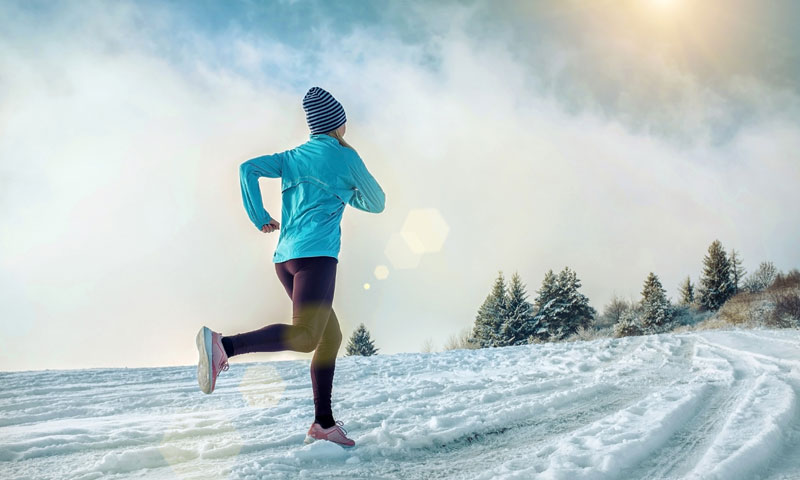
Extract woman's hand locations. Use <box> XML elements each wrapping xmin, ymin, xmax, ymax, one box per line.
<box><xmin>261</xmin><ymin>219</ymin><xmax>280</xmax><ymax>233</ymax></box>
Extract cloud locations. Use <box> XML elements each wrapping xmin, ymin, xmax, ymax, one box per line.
<box><xmin>494</xmin><ymin>0</ymin><xmax>800</xmax><ymax>145</ymax></box>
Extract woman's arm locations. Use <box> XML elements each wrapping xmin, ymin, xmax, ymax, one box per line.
<box><xmin>239</xmin><ymin>153</ymin><xmax>282</xmax><ymax>230</ymax></box>
<box><xmin>347</xmin><ymin>152</ymin><xmax>385</xmax><ymax>214</ymax></box>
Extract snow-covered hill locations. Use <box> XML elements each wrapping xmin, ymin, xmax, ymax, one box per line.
<box><xmin>1</xmin><ymin>329</ymin><xmax>799</xmax><ymax>479</ymax></box>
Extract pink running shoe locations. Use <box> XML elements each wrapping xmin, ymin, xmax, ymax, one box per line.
<box><xmin>196</xmin><ymin>326</ymin><xmax>229</xmax><ymax>394</ymax></box>
<box><xmin>304</xmin><ymin>420</ymin><xmax>356</xmax><ymax>448</ymax></box>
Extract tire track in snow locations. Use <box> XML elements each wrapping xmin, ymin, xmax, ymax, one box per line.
<box><xmin>625</xmin><ymin>335</ymin><xmax>757</xmax><ymax>479</ymax></box>
<box><xmin>762</xmin><ymin>371</ymin><xmax>800</xmax><ymax>480</ymax></box>
<box><xmin>685</xmin><ymin>332</ymin><xmax>800</xmax><ymax>480</ymax></box>
<box><xmin>476</xmin><ymin>335</ymin><xmax>710</xmax><ymax>479</ymax></box>
<box><xmin>421</xmin><ymin>384</ymin><xmax>646</xmax><ymax>480</ymax></box>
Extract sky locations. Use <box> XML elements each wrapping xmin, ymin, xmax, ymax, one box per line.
<box><xmin>1</xmin><ymin>0</ymin><xmax>798</xmax><ymax>372</ymax></box>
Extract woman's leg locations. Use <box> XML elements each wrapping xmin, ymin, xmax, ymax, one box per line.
<box><xmin>225</xmin><ymin>256</ymin><xmax>337</xmax><ymax>355</ymax></box>
<box><xmin>223</xmin><ymin>256</ymin><xmax>342</xmax><ymax>427</ymax></box>
<box><xmin>310</xmin><ymin>307</ymin><xmax>343</xmax><ymax>426</ymax></box>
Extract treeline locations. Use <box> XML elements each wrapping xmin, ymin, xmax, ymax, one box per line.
<box><xmin>470</xmin><ymin>267</ymin><xmax>596</xmax><ymax>347</ymax></box>
<box><xmin>461</xmin><ymin>239</ymin><xmax>800</xmax><ymax>349</ymax></box>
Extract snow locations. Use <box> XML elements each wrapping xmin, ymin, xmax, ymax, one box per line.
<box><xmin>1</xmin><ymin>329</ymin><xmax>799</xmax><ymax>479</ymax></box>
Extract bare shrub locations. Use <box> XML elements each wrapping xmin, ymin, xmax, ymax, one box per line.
<box><xmin>671</xmin><ymin>304</ymin><xmax>712</xmax><ymax>328</ymax></box>
<box><xmin>547</xmin><ymin>331</ymin><xmax>563</xmax><ymax>343</ymax></box>
<box><xmin>691</xmin><ymin>315</ymin><xmax>731</xmax><ymax>331</ymax></box>
<box><xmin>595</xmin><ymin>325</ymin><xmax>615</xmax><ymax>338</ymax></box>
<box><xmin>420</xmin><ymin>337</ymin><xmax>435</xmax><ymax>353</ymax></box>
<box><xmin>565</xmin><ymin>325</ymin><xmax>608</xmax><ymax>342</ymax></box>
<box><xmin>743</xmin><ymin>261</ymin><xmax>778</xmax><ymax>293</ymax></box>
<box><xmin>597</xmin><ymin>294</ymin><xmax>631</xmax><ymax>329</ymax></box>
<box><xmin>527</xmin><ymin>335</ymin><xmax>545</xmax><ymax>345</ymax></box>
<box><xmin>671</xmin><ymin>324</ymin><xmax>696</xmax><ymax>334</ymax></box>
<box><xmin>768</xmin><ymin>269</ymin><xmax>800</xmax><ymax>292</ymax></box>
<box><xmin>718</xmin><ymin>292</ymin><xmax>760</xmax><ymax>326</ymax></box>
<box><xmin>443</xmin><ymin>327</ymin><xmax>479</xmax><ymax>351</ymax></box>
<box><xmin>767</xmin><ymin>292</ymin><xmax>800</xmax><ymax>328</ymax></box>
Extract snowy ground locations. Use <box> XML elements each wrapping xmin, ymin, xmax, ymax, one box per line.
<box><xmin>1</xmin><ymin>329</ymin><xmax>799</xmax><ymax>480</ymax></box>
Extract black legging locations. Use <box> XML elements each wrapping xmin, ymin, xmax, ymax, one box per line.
<box><xmin>225</xmin><ymin>256</ymin><xmax>342</xmax><ymax>423</ymax></box>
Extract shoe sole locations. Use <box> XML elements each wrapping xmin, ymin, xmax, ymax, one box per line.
<box><xmin>303</xmin><ymin>434</ymin><xmax>355</xmax><ymax>448</ymax></box>
<box><xmin>196</xmin><ymin>326</ymin><xmax>213</xmax><ymax>394</ymax></box>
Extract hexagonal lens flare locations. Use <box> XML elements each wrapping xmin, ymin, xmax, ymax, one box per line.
<box><xmin>374</xmin><ymin>265</ymin><xmax>389</xmax><ymax>280</ymax></box>
<box><xmin>384</xmin><ymin>232</ymin><xmax>422</xmax><ymax>269</ymax></box>
<box><xmin>400</xmin><ymin>208</ymin><xmax>449</xmax><ymax>254</ymax></box>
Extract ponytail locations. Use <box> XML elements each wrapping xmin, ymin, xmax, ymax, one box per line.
<box><xmin>327</xmin><ymin>129</ymin><xmax>356</xmax><ymax>152</ymax></box>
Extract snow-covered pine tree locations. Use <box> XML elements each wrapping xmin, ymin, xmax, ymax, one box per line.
<box><xmin>558</xmin><ymin>267</ymin><xmax>596</xmax><ymax>336</ymax></box>
<box><xmin>614</xmin><ymin>309</ymin><xmax>643</xmax><ymax>337</ymax></box>
<box><xmin>499</xmin><ymin>271</ymin><xmax>535</xmax><ymax>346</ymax></box>
<box><xmin>531</xmin><ymin>269</ymin><xmax>559</xmax><ymax>341</ymax></box>
<box><xmin>728</xmin><ymin>249</ymin><xmax>746</xmax><ymax>295</ymax></box>
<box><xmin>678</xmin><ymin>276</ymin><xmax>694</xmax><ymax>306</ymax></box>
<box><xmin>531</xmin><ymin>267</ymin><xmax>596</xmax><ymax>341</ymax></box>
<box><xmin>345</xmin><ymin>323</ymin><xmax>379</xmax><ymax>356</ymax></box>
<box><xmin>640</xmin><ymin>272</ymin><xmax>672</xmax><ymax>333</ymax></box>
<box><xmin>471</xmin><ymin>271</ymin><xmax>507</xmax><ymax>348</ymax></box>
<box><xmin>698</xmin><ymin>239</ymin><xmax>735</xmax><ymax>311</ymax></box>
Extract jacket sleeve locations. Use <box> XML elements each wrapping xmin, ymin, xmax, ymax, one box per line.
<box><xmin>239</xmin><ymin>152</ymin><xmax>282</xmax><ymax>229</ymax></box>
<box><xmin>347</xmin><ymin>152</ymin><xmax>385</xmax><ymax>213</ymax></box>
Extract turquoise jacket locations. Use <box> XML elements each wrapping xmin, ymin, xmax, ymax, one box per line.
<box><xmin>240</xmin><ymin>133</ymin><xmax>385</xmax><ymax>263</ymax></box>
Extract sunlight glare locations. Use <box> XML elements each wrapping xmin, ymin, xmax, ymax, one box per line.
<box><xmin>647</xmin><ymin>0</ymin><xmax>678</xmax><ymax>11</ymax></box>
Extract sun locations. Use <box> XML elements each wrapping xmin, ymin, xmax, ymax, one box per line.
<box><xmin>647</xmin><ymin>0</ymin><xmax>679</xmax><ymax>11</ymax></box>
<box><xmin>638</xmin><ymin>0</ymin><xmax>685</xmax><ymax>25</ymax></box>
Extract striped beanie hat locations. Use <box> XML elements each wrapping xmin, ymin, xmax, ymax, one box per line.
<box><xmin>302</xmin><ymin>86</ymin><xmax>347</xmax><ymax>135</ymax></box>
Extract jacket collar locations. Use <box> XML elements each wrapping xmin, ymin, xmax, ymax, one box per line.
<box><xmin>309</xmin><ymin>133</ymin><xmax>339</xmax><ymax>143</ymax></box>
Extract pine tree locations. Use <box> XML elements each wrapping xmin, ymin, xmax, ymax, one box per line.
<box><xmin>471</xmin><ymin>271</ymin><xmax>507</xmax><ymax>348</ymax></box>
<box><xmin>345</xmin><ymin>323</ymin><xmax>379</xmax><ymax>356</ymax></box>
<box><xmin>640</xmin><ymin>272</ymin><xmax>672</xmax><ymax>332</ymax></box>
<box><xmin>698</xmin><ymin>239</ymin><xmax>734</xmax><ymax>311</ymax></box>
<box><xmin>728</xmin><ymin>249</ymin><xmax>746</xmax><ymax>294</ymax></box>
<box><xmin>678</xmin><ymin>276</ymin><xmax>694</xmax><ymax>306</ymax></box>
<box><xmin>531</xmin><ymin>267</ymin><xmax>596</xmax><ymax>341</ymax></box>
<box><xmin>614</xmin><ymin>309</ymin><xmax>643</xmax><ymax>337</ymax></box>
<box><xmin>499</xmin><ymin>271</ymin><xmax>535</xmax><ymax>346</ymax></box>
<box><xmin>558</xmin><ymin>267</ymin><xmax>596</xmax><ymax>335</ymax></box>
<box><xmin>530</xmin><ymin>269</ymin><xmax>559</xmax><ymax>340</ymax></box>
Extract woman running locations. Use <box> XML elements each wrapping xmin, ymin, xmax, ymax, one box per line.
<box><xmin>195</xmin><ymin>86</ymin><xmax>385</xmax><ymax>448</ymax></box>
